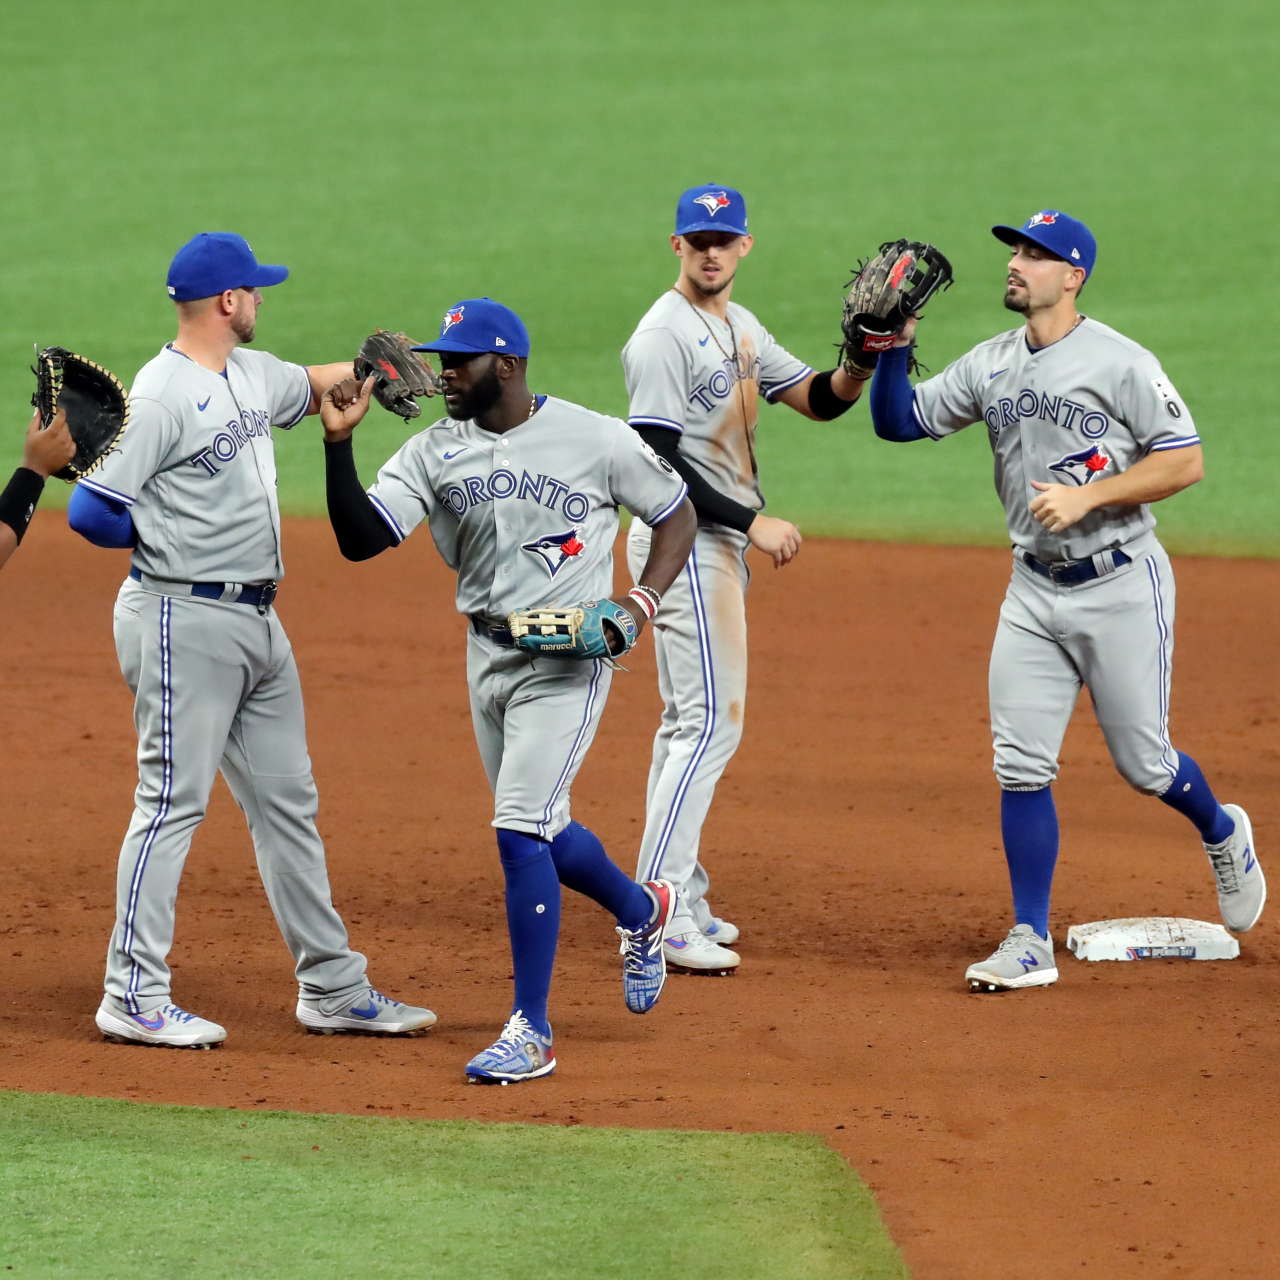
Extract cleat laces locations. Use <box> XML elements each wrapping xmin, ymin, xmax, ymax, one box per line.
<box><xmin>994</xmin><ymin>929</ymin><xmax>1042</xmax><ymax>958</ymax></box>
<box><xmin>617</xmin><ymin>924</ymin><xmax>659</xmax><ymax>976</ymax></box>
<box><xmin>499</xmin><ymin>1011</ymin><xmax>536</xmax><ymax>1046</ymax></box>
<box><xmin>162</xmin><ymin>1005</ymin><xmax>198</xmax><ymax>1024</ymax></box>
<box><xmin>1207</xmin><ymin>846</ymin><xmax>1241</xmax><ymax>895</ymax></box>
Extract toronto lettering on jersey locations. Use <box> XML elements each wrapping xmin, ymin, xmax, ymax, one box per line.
<box><xmin>187</xmin><ymin>408</ymin><xmax>273</xmax><ymax>476</ymax></box>
<box><xmin>983</xmin><ymin>389</ymin><xmax>1111</xmax><ymax>440</ymax></box>
<box><xmin>687</xmin><ymin>352</ymin><xmax>762</xmax><ymax>412</ymax></box>
<box><xmin>439</xmin><ymin>469</ymin><xmax>592</xmax><ymax>524</ymax></box>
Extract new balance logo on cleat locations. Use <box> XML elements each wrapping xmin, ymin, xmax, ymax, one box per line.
<box><xmin>1017</xmin><ymin>952</ymin><xmax>1039</xmax><ymax>972</ymax></box>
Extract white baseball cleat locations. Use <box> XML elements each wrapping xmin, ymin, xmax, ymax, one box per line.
<box><xmin>296</xmin><ymin>987</ymin><xmax>437</xmax><ymax>1035</ymax></box>
<box><xmin>96</xmin><ymin>997</ymin><xmax>227</xmax><ymax>1049</ymax></box>
<box><xmin>701</xmin><ymin>916</ymin><xmax>740</xmax><ymax>947</ymax></box>
<box><xmin>663</xmin><ymin>930</ymin><xmax>740</xmax><ymax>974</ymax></box>
<box><xmin>965</xmin><ymin>924</ymin><xmax>1058</xmax><ymax>992</ymax></box>
<box><xmin>1206</xmin><ymin>804</ymin><xmax>1265</xmax><ymax>934</ymax></box>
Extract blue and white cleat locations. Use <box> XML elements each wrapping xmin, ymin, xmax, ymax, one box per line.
<box><xmin>96</xmin><ymin>996</ymin><xmax>227</xmax><ymax>1049</ymax></box>
<box><xmin>617</xmin><ymin>879</ymin><xmax>677</xmax><ymax>1013</ymax></box>
<box><xmin>297</xmin><ymin>988</ymin><xmax>437</xmax><ymax>1036</ymax></box>
<box><xmin>465</xmin><ymin>1011</ymin><xmax>555</xmax><ymax>1085</ymax></box>
<box><xmin>965</xmin><ymin>924</ymin><xmax>1057</xmax><ymax>992</ymax></box>
<box><xmin>1207</xmin><ymin>804</ymin><xmax>1266</xmax><ymax>934</ymax></box>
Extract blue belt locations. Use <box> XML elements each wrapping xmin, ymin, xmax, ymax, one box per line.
<box><xmin>470</xmin><ymin>614</ymin><xmax>514</xmax><ymax>646</ymax></box>
<box><xmin>129</xmin><ymin>565</ymin><xmax>278</xmax><ymax>610</ymax></box>
<box><xmin>1022</xmin><ymin>548</ymin><xmax>1131</xmax><ymax>587</ymax></box>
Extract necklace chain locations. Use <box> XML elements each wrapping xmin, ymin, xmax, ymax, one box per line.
<box><xmin>671</xmin><ymin>287</ymin><xmax>759</xmax><ymax>483</ymax></box>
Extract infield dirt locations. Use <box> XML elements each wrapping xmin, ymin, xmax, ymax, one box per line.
<box><xmin>2</xmin><ymin>516</ymin><xmax>1277</xmax><ymax>1279</ymax></box>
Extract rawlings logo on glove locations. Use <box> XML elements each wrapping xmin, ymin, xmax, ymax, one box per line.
<box><xmin>508</xmin><ymin>599</ymin><xmax>639</xmax><ymax>662</ymax></box>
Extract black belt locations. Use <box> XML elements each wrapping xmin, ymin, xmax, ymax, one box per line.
<box><xmin>470</xmin><ymin>614</ymin><xmax>514</xmax><ymax>646</ymax></box>
<box><xmin>1022</xmin><ymin>549</ymin><xmax>1131</xmax><ymax>587</ymax></box>
<box><xmin>129</xmin><ymin>565</ymin><xmax>278</xmax><ymax>610</ymax></box>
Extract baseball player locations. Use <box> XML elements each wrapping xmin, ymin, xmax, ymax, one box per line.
<box><xmin>320</xmin><ymin>297</ymin><xmax>697</xmax><ymax>1083</ymax></box>
<box><xmin>0</xmin><ymin>409</ymin><xmax>75</xmax><ymax>570</ymax></box>
<box><xmin>66</xmin><ymin>232</ymin><xmax>435</xmax><ymax>1047</ymax></box>
<box><xmin>622</xmin><ymin>183</ymin><xmax>868</xmax><ymax>971</ymax></box>
<box><xmin>869</xmin><ymin>210</ymin><xmax>1264</xmax><ymax>991</ymax></box>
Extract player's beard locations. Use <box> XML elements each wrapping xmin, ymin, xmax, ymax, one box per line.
<box><xmin>445</xmin><ymin>367</ymin><xmax>502</xmax><ymax>421</ymax></box>
<box><xmin>689</xmin><ymin>267</ymin><xmax>735</xmax><ymax>298</ymax></box>
<box><xmin>1003</xmin><ymin>288</ymin><xmax>1030</xmax><ymax>314</ymax></box>
<box><xmin>231</xmin><ymin>304</ymin><xmax>256</xmax><ymax>344</ymax></box>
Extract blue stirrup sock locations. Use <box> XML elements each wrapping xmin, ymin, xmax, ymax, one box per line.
<box><xmin>1158</xmin><ymin>752</ymin><xmax>1235</xmax><ymax>845</ymax></box>
<box><xmin>496</xmin><ymin>830</ymin><xmax>561</xmax><ymax>1037</ymax></box>
<box><xmin>1001</xmin><ymin>787</ymin><xmax>1059</xmax><ymax>940</ymax></box>
<box><xmin>549</xmin><ymin>821</ymin><xmax>652</xmax><ymax>931</ymax></box>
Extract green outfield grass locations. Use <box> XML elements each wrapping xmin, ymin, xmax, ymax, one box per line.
<box><xmin>0</xmin><ymin>0</ymin><xmax>1276</xmax><ymax>553</ymax></box>
<box><xmin>0</xmin><ymin>1092</ymin><xmax>904</xmax><ymax>1279</ymax></box>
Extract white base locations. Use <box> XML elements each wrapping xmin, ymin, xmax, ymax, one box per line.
<box><xmin>1066</xmin><ymin>917</ymin><xmax>1239</xmax><ymax>962</ymax></box>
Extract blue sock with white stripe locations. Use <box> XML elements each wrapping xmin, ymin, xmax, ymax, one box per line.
<box><xmin>549</xmin><ymin>821</ymin><xmax>652</xmax><ymax>931</ymax></box>
<box><xmin>1001</xmin><ymin>787</ymin><xmax>1058</xmax><ymax>939</ymax></box>
<box><xmin>1159</xmin><ymin>752</ymin><xmax>1235</xmax><ymax>845</ymax></box>
<box><xmin>496</xmin><ymin>830</ymin><xmax>560</xmax><ymax>1037</ymax></box>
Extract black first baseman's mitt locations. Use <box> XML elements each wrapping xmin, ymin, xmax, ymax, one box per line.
<box><xmin>31</xmin><ymin>346</ymin><xmax>129</xmax><ymax>482</ymax></box>
<box><xmin>839</xmin><ymin>240</ymin><xmax>954</xmax><ymax>379</ymax></box>
<box><xmin>355</xmin><ymin>330</ymin><xmax>442</xmax><ymax>420</ymax></box>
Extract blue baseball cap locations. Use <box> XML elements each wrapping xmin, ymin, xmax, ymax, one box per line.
<box><xmin>166</xmin><ymin>233</ymin><xmax>289</xmax><ymax>302</ymax></box>
<box><xmin>992</xmin><ymin>211</ymin><xmax>1097</xmax><ymax>278</ymax></box>
<box><xmin>412</xmin><ymin>298</ymin><xmax>531</xmax><ymax>358</ymax></box>
<box><xmin>674</xmin><ymin>183</ymin><xmax>749</xmax><ymax>237</ymax></box>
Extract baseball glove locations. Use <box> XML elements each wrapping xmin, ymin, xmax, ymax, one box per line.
<box><xmin>355</xmin><ymin>330</ymin><xmax>442</xmax><ymax>420</ymax></box>
<box><xmin>31</xmin><ymin>346</ymin><xmax>129</xmax><ymax>482</ymax></box>
<box><xmin>508</xmin><ymin>599</ymin><xmax>639</xmax><ymax>661</ymax></box>
<box><xmin>839</xmin><ymin>240</ymin><xmax>954</xmax><ymax>378</ymax></box>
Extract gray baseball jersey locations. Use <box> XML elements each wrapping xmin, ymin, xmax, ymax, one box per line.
<box><xmin>366</xmin><ymin>395</ymin><xmax>688</xmax><ymax>618</ymax></box>
<box><xmin>912</xmin><ymin>318</ymin><xmax>1200</xmax><ymax>562</ymax></box>
<box><xmin>622</xmin><ymin>290</ymin><xmax>811</xmax><ymax>511</ymax></box>
<box><xmin>81</xmin><ymin>344</ymin><xmax>312</xmax><ymax>583</ymax></box>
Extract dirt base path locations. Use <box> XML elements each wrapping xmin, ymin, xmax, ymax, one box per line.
<box><xmin>2</xmin><ymin>516</ymin><xmax>1277</xmax><ymax>1278</ymax></box>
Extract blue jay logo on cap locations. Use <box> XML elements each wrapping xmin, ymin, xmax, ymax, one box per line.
<box><xmin>442</xmin><ymin>306</ymin><xmax>465</xmax><ymax>334</ymax></box>
<box><xmin>693</xmin><ymin>191</ymin><xmax>732</xmax><ymax>218</ymax></box>
<box><xmin>1029</xmin><ymin>212</ymin><xmax>1058</xmax><ymax>228</ymax></box>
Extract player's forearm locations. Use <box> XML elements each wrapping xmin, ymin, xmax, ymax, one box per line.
<box><xmin>0</xmin><ymin>466</ymin><xmax>47</xmax><ymax>558</ymax></box>
<box><xmin>0</xmin><ymin>522</ymin><xmax>17</xmax><ymax>569</ymax></box>
<box><xmin>305</xmin><ymin>362</ymin><xmax>357</xmax><ymax>415</ymax></box>
<box><xmin>324</xmin><ymin>437</ymin><xmax>396</xmax><ymax>560</ymax></box>
<box><xmin>775</xmin><ymin>370</ymin><xmax>864</xmax><ymax>421</ymax></box>
<box><xmin>1082</xmin><ymin>445</ymin><xmax>1204</xmax><ymax>510</ymax></box>
<box><xmin>633</xmin><ymin>425</ymin><xmax>755</xmax><ymax>533</ymax></box>
<box><xmin>635</xmin><ymin>498</ymin><xmax>697</xmax><ymax>597</ymax></box>
<box><xmin>869</xmin><ymin>347</ymin><xmax>928</xmax><ymax>442</ymax></box>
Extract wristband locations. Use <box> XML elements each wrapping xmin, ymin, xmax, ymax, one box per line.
<box><xmin>808</xmin><ymin>369</ymin><xmax>858</xmax><ymax>420</ymax></box>
<box><xmin>0</xmin><ymin>467</ymin><xmax>46</xmax><ymax>543</ymax></box>
<box><xmin>627</xmin><ymin>585</ymin><xmax>661</xmax><ymax>620</ymax></box>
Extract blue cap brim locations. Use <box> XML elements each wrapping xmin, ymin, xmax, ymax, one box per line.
<box><xmin>247</xmin><ymin>263</ymin><xmax>290</xmax><ymax>288</ymax></box>
<box><xmin>675</xmin><ymin>221</ymin><xmax>749</xmax><ymax>237</ymax></box>
<box><xmin>412</xmin><ymin>338</ymin><xmax>495</xmax><ymax>355</ymax></box>
<box><xmin>991</xmin><ymin>224</ymin><xmax>1062</xmax><ymax>257</ymax></box>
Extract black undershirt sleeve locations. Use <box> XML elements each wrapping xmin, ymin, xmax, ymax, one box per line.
<box><xmin>324</xmin><ymin>437</ymin><xmax>396</xmax><ymax>561</ymax></box>
<box><xmin>633</xmin><ymin>425</ymin><xmax>756</xmax><ymax>535</ymax></box>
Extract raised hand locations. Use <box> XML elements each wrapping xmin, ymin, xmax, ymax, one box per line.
<box><xmin>320</xmin><ymin>376</ymin><xmax>375</xmax><ymax>442</ymax></box>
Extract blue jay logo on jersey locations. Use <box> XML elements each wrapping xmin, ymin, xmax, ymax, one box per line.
<box><xmin>1048</xmin><ymin>445</ymin><xmax>1112</xmax><ymax>485</ymax></box>
<box><xmin>522</xmin><ymin>529</ymin><xmax>586</xmax><ymax>577</ymax></box>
